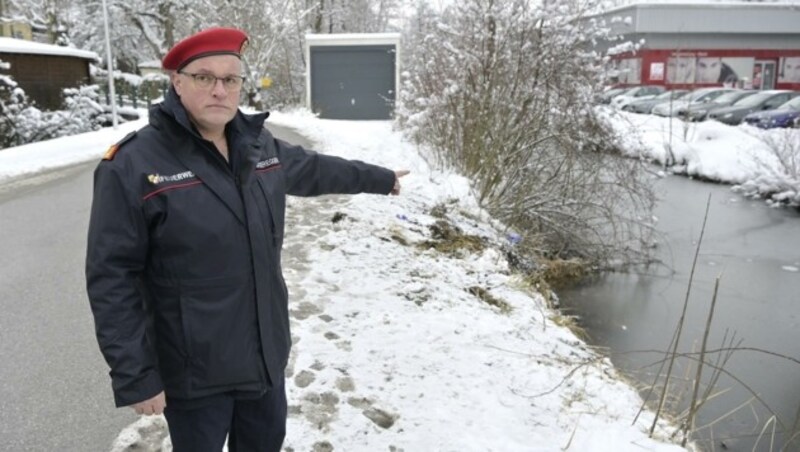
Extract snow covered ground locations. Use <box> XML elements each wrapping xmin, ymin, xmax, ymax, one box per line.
<box><xmin>3</xmin><ymin>108</ymin><xmax>758</xmax><ymax>451</ymax></box>
<box><xmin>599</xmin><ymin>107</ymin><xmax>800</xmax><ymax>206</ymax></box>
<box><xmin>0</xmin><ymin>118</ymin><xmax>145</xmax><ymax>183</ymax></box>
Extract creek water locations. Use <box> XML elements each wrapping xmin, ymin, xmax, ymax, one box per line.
<box><xmin>559</xmin><ymin>175</ymin><xmax>800</xmax><ymax>451</ymax></box>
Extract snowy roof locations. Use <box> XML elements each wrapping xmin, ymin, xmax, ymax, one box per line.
<box><xmin>592</xmin><ymin>1</ymin><xmax>800</xmax><ymax>35</ymax></box>
<box><xmin>0</xmin><ymin>37</ymin><xmax>98</xmax><ymax>60</ymax></box>
<box><xmin>605</xmin><ymin>0</ymin><xmax>800</xmax><ymax>13</ymax></box>
<box><xmin>305</xmin><ymin>33</ymin><xmax>401</xmax><ymax>46</ymax></box>
<box><xmin>137</xmin><ymin>60</ymin><xmax>162</xmax><ymax>69</ymax></box>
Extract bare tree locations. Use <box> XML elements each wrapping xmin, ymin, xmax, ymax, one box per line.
<box><xmin>398</xmin><ymin>0</ymin><xmax>656</xmax><ymax>267</ymax></box>
<box><xmin>4</xmin><ymin>0</ymin><xmax>76</xmax><ymax>44</ymax></box>
<box><xmin>302</xmin><ymin>0</ymin><xmax>402</xmax><ymax>34</ymax></box>
<box><xmin>7</xmin><ymin>0</ymin><xmax>405</xmax><ymax>106</ymax></box>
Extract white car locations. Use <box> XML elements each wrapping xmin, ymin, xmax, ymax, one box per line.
<box><xmin>610</xmin><ymin>86</ymin><xmax>666</xmax><ymax>109</ymax></box>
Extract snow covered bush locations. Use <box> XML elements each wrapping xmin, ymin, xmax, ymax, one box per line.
<box><xmin>734</xmin><ymin>129</ymin><xmax>800</xmax><ymax>207</ymax></box>
<box><xmin>1</xmin><ymin>71</ymin><xmax>107</xmax><ymax>150</ymax></box>
<box><xmin>59</xmin><ymin>85</ymin><xmax>107</xmax><ymax>133</ymax></box>
<box><xmin>91</xmin><ymin>66</ymin><xmax>168</xmax><ymax>109</ymax></box>
<box><xmin>140</xmin><ymin>73</ymin><xmax>169</xmax><ymax>104</ymax></box>
<box><xmin>12</xmin><ymin>85</ymin><xmax>106</xmax><ymax>146</ymax></box>
<box><xmin>0</xmin><ymin>60</ymin><xmax>35</xmax><ymax>149</ymax></box>
<box><xmin>398</xmin><ymin>0</ymin><xmax>655</xmax><ymax>268</ymax></box>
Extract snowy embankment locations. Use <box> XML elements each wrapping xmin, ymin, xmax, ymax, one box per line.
<box><xmin>0</xmin><ymin>117</ymin><xmax>146</xmax><ymax>182</ymax></box>
<box><xmin>599</xmin><ymin>107</ymin><xmax>800</xmax><ymax>206</ymax></box>
<box><xmin>264</xmin><ymin>111</ymin><xmax>689</xmax><ymax>451</ymax></box>
<box><xmin>0</xmin><ymin>110</ymin><xmax>688</xmax><ymax>450</ymax></box>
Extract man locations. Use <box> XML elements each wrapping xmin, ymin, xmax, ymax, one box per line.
<box><xmin>86</xmin><ymin>27</ymin><xmax>407</xmax><ymax>451</ymax></box>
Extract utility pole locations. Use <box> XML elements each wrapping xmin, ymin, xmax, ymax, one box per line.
<box><xmin>101</xmin><ymin>0</ymin><xmax>118</xmax><ymax>129</ymax></box>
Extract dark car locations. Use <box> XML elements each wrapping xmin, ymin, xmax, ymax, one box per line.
<box><xmin>681</xmin><ymin>90</ymin><xmax>756</xmax><ymax>122</ymax></box>
<box><xmin>742</xmin><ymin>95</ymin><xmax>800</xmax><ymax>129</ymax></box>
<box><xmin>707</xmin><ymin>90</ymin><xmax>800</xmax><ymax>125</ymax></box>
<box><xmin>622</xmin><ymin>90</ymin><xmax>690</xmax><ymax>114</ymax></box>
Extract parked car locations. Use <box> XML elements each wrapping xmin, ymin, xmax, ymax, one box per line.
<box><xmin>651</xmin><ymin>88</ymin><xmax>736</xmax><ymax>117</ymax></box>
<box><xmin>681</xmin><ymin>90</ymin><xmax>756</xmax><ymax>121</ymax></box>
<box><xmin>610</xmin><ymin>85</ymin><xmax>666</xmax><ymax>109</ymax></box>
<box><xmin>707</xmin><ymin>90</ymin><xmax>800</xmax><ymax>125</ymax></box>
<box><xmin>597</xmin><ymin>87</ymin><xmax>628</xmax><ymax>104</ymax></box>
<box><xmin>742</xmin><ymin>95</ymin><xmax>800</xmax><ymax>129</ymax></box>
<box><xmin>622</xmin><ymin>89</ymin><xmax>690</xmax><ymax>114</ymax></box>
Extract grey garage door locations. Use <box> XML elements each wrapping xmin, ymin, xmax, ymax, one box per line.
<box><xmin>310</xmin><ymin>45</ymin><xmax>395</xmax><ymax>120</ymax></box>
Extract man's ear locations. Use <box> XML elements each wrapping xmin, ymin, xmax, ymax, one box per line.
<box><xmin>170</xmin><ymin>71</ymin><xmax>183</xmax><ymax>96</ymax></box>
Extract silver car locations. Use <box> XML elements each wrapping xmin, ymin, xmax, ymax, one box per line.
<box><xmin>623</xmin><ymin>89</ymin><xmax>690</xmax><ymax>114</ymax></box>
<box><xmin>610</xmin><ymin>86</ymin><xmax>666</xmax><ymax>109</ymax></box>
<box><xmin>651</xmin><ymin>88</ymin><xmax>736</xmax><ymax>117</ymax></box>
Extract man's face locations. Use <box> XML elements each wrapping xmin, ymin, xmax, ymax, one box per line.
<box><xmin>172</xmin><ymin>54</ymin><xmax>243</xmax><ymax>134</ymax></box>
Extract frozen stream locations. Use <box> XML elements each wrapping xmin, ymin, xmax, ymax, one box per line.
<box><xmin>560</xmin><ymin>175</ymin><xmax>800</xmax><ymax>451</ymax></box>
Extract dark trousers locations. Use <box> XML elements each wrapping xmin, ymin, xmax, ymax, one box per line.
<box><xmin>163</xmin><ymin>381</ymin><xmax>287</xmax><ymax>452</ymax></box>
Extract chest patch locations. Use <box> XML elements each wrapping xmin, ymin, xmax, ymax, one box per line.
<box><xmin>255</xmin><ymin>157</ymin><xmax>281</xmax><ymax>173</ymax></box>
<box><xmin>148</xmin><ymin>171</ymin><xmax>196</xmax><ymax>185</ymax></box>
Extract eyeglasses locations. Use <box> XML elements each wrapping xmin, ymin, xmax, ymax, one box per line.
<box><xmin>179</xmin><ymin>71</ymin><xmax>246</xmax><ymax>91</ymax></box>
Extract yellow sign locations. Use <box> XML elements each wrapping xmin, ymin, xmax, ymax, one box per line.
<box><xmin>260</xmin><ymin>77</ymin><xmax>273</xmax><ymax>89</ymax></box>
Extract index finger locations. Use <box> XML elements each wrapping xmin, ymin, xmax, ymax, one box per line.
<box><xmin>395</xmin><ymin>170</ymin><xmax>410</xmax><ymax>178</ymax></box>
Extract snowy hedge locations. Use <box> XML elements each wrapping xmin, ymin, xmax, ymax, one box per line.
<box><xmin>1</xmin><ymin>60</ymin><xmax>109</xmax><ymax>150</ymax></box>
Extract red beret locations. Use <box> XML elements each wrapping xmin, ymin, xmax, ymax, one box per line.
<box><xmin>162</xmin><ymin>27</ymin><xmax>249</xmax><ymax>71</ymax></box>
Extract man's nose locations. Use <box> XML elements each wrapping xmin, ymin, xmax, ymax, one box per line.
<box><xmin>211</xmin><ymin>79</ymin><xmax>229</xmax><ymax>96</ymax></box>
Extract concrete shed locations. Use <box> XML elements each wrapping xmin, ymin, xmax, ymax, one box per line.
<box><xmin>305</xmin><ymin>33</ymin><xmax>400</xmax><ymax>120</ymax></box>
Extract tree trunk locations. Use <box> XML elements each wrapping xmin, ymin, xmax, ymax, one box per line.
<box><xmin>159</xmin><ymin>2</ymin><xmax>176</xmax><ymax>53</ymax></box>
<box><xmin>313</xmin><ymin>0</ymin><xmax>324</xmax><ymax>33</ymax></box>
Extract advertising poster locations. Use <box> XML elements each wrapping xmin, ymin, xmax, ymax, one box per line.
<box><xmin>666</xmin><ymin>56</ymin><xmax>754</xmax><ymax>85</ymax></box>
<box><xmin>618</xmin><ymin>58</ymin><xmax>641</xmax><ymax>84</ymax></box>
<box><xmin>720</xmin><ymin>57</ymin><xmax>754</xmax><ymax>84</ymax></box>
<box><xmin>666</xmin><ymin>56</ymin><xmax>696</xmax><ymax>84</ymax></box>
<box><xmin>649</xmin><ymin>62</ymin><xmax>664</xmax><ymax>81</ymax></box>
<box><xmin>695</xmin><ymin>57</ymin><xmax>752</xmax><ymax>84</ymax></box>
<box><xmin>778</xmin><ymin>57</ymin><xmax>800</xmax><ymax>83</ymax></box>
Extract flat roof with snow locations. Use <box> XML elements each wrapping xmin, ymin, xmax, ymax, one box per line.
<box><xmin>305</xmin><ymin>33</ymin><xmax>401</xmax><ymax>46</ymax></box>
<box><xmin>594</xmin><ymin>1</ymin><xmax>800</xmax><ymax>35</ymax></box>
<box><xmin>0</xmin><ymin>37</ymin><xmax>98</xmax><ymax>60</ymax></box>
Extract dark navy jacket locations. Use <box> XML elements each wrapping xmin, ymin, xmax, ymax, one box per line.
<box><xmin>86</xmin><ymin>89</ymin><xmax>394</xmax><ymax>407</ymax></box>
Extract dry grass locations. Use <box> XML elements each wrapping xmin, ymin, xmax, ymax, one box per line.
<box><xmin>550</xmin><ymin>313</ymin><xmax>590</xmax><ymax>341</ymax></box>
<box><xmin>467</xmin><ymin>286</ymin><xmax>513</xmax><ymax>314</ymax></box>
<box><xmin>538</xmin><ymin>258</ymin><xmax>587</xmax><ymax>288</ymax></box>
<box><xmin>418</xmin><ymin>220</ymin><xmax>486</xmax><ymax>256</ymax></box>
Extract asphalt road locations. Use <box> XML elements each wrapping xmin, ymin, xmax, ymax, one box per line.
<box><xmin>0</xmin><ymin>123</ymin><xmax>310</xmax><ymax>451</ymax></box>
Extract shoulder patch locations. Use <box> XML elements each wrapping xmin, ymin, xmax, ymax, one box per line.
<box><xmin>103</xmin><ymin>130</ymin><xmax>138</xmax><ymax>161</ymax></box>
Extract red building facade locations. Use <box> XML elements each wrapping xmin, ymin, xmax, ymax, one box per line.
<box><xmin>616</xmin><ymin>49</ymin><xmax>800</xmax><ymax>91</ymax></box>
<box><xmin>594</xmin><ymin>2</ymin><xmax>800</xmax><ymax>91</ymax></box>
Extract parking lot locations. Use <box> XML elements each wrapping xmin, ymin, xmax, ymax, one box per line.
<box><xmin>599</xmin><ymin>86</ymin><xmax>800</xmax><ymax>129</ymax></box>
